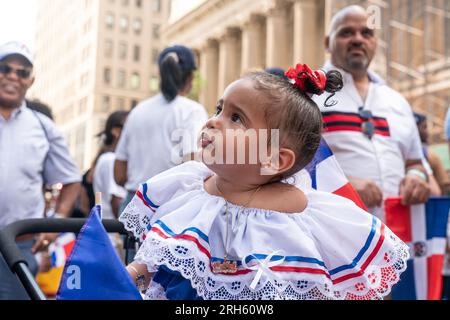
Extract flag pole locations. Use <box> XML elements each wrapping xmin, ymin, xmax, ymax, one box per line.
<box><xmin>95</xmin><ymin>192</ymin><xmax>102</xmax><ymax>219</ymax></box>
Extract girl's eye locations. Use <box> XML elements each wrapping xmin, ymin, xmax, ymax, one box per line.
<box><xmin>231</xmin><ymin>113</ymin><xmax>242</xmax><ymax>123</ymax></box>
<box><xmin>215</xmin><ymin>105</ymin><xmax>222</xmax><ymax>115</ymax></box>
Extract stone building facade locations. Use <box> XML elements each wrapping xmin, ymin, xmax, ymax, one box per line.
<box><xmin>165</xmin><ymin>0</ymin><xmax>326</xmax><ymax>113</ymax></box>
<box><xmin>29</xmin><ymin>0</ymin><xmax>170</xmax><ymax>170</ymax></box>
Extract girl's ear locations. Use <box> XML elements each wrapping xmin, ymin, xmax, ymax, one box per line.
<box><xmin>260</xmin><ymin>148</ymin><xmax>296</xmax><ymax>176</ymax></box>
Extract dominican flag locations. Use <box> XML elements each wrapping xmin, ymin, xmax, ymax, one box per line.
<box><xmin>385</xmin><ymin>197</ymin><xmax>450</xmax><ymax>300</ymax></box>
<box><xmin>49</xmin><ymin>233</ymin><xmax>76</xmax><ymax>268</ymax></box>
<box><xmin>57</xmin><ymin>205</ymin><xmax>142</xmax><ymax>300</ymax></box>
<box><xmin>305</xmin><ymin>138</ymin><xmax>366</xmax><ymax>210</ymax></box>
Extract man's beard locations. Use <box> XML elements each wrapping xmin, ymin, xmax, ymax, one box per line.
<box><xmin>346</xmin><ymin>55</ymin><xmax>370</xmax><ymax>72</ymax></box>
<box><xmin>0</xmin><ymin>95</ymin><xmax>23</xmax><ymax>109</ymax></box>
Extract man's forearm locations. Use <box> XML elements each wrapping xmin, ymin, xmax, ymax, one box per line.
<box><xmin>405</xmin><ymin>160</ymin><xmax>427</xmax><ymax>174</ymax></box>
<box><xmin>54</xmin><ymin>182</ymin><xmax>81</xmax><ymax>217</ymax></box>
<box><xmin>114</xmin><ymin>160</ymin><xmax>128</xmax><ymax>187</ymax></box>
<box><xmin>405</xmin><ymin>160</ymin><xmax>429</xmax><ymax>183</ymax></box>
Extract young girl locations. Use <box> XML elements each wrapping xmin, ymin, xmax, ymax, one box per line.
<box><xmin>119</xmin><ymin>63</ymin><xmax>409</xmax><ymax>300</ymax></box>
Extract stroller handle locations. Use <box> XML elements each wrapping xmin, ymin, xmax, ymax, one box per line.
<box><xmin>0</xmin><ymin>218</ymin><xmax>128</xmax><ymax>300</ymax></box>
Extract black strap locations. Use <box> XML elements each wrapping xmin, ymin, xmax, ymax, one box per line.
<box><xmin>28</xmin><ymin>107</ymin><xmax>50</xmax><ymax>142</ymax></box>
<box><xmin>27</xmin><ymin>103</ymin><xmax>51</xmax><ymax>179</ymax></box>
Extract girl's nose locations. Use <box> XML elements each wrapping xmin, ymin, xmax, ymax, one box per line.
<box><xmin>205</xmin><ymin>115</ymin><xmax>221</xmax><ymax>129</ymax></box>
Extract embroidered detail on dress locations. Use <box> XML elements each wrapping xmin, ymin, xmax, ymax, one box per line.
<box><xmin>138</xmin><ymin>228</ymin><xmax>409</xmax><ymax>300</ymax></box>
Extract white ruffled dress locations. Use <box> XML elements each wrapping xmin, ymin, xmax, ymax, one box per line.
<box><xmin>119</xmin><ymin>161</ymin><xmax>409</xmax><ymax>300</ymax></box>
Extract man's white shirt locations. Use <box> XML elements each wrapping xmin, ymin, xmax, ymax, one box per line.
<box><xmin>312</xmin><ymin>63</ymin><xmax>424</xmax><ymax>220</ymax></box>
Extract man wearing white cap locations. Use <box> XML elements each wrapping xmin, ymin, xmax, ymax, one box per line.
<box><xmin>0</xmin><ymin>41</ymin><xmax>81</xmax><ymax>299</ymax></box>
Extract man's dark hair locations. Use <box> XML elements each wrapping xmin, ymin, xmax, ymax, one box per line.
<box><xmin>158</xmin><ymin>45</ymin><xmax>197</xmax><ymax>103</ymax></box>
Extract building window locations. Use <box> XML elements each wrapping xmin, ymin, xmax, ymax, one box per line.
<box><xmin>75</xmin><ymin>124</ymin><xmax>86</xmax><ymax>148</ymax></box>
<box><xmin>105</xmin><ymin>13</ymin><xmax>115</xmax><ymax>29</ymax></box>
<box><xmin>104</xmin><ymin>68</ymin><xmax>112</xmax><ymax>84</ymax></box>
<box><xmin>80</xmin><ymin>72</ymin><xmax>89</xmax><ymax>87</ymax></box>
<box><xmin>119</xmin><ymin>16</ymin><xmax>129</xmax><ymax>32</ymax></box>
<box><xmin>152</xmin><ymin>0</ymin><xmax>161</xmax><ymax>13</ymax></box>
<box><xmin>149</xmin><ymin>76</ymin><xmax>159</xmax><ymax>92</ymax></box>
<box><xmin>83</xmin><ymin>18</ymin><xmax>92</xmax><ymax>34</ymax></box>
<box><xmin>102</xmin><ymin>96</ymin><xmax>111</xmax><ymax>112</ymax></box>
<box><xmin>135</xmin><ymin>0</ymin><xmax>142</xmax><ymax>8</ymax></box>
<box><xmin>118</xmin><ymin>70</ymin><xmax>126</xmax><ymax>88</ymax></box>
<box><xmin>152</xmin><ymin>49</ymin><xmax>159</xmax><ymax>63</ymax></box>
<box><xmin>130</xmin><ymin>72</ymin><xmax>141</xmax><ymax>89</ymax></box>
<box><xmin>104</xmin><ymin>40</ymin><xmax>113</xmax><ymax>58</ymax></box>
<box><xmin>118</xmin><ymin>98</ymin><xmax>126</xmax><ymax>110</ymax></box>
<box><xmin>82</xmin><ymin>45</ymin><xmax>91</xmax><ymax>61</ymax></box>
<box><xmin>133</xmin><ymin>45</ymin><xmax>140</xmax><ymax>62</ymax></box>
<box><xmin>152</xmin><ymin>24</ymin><xmax>160</xmax><ymax>39</ymax></box>
<box><xmin>132</xmin><ymin>18</ymin><xmax>143</xmax><ymax>34</ymax></box>
<box><xmin>80</xmin><ymin>97</ymin><xmax>88</xmax><ymax>114</ymax></box>
<box><xmin>119</xmin><ymin>42</ymin><xmax>127</xmax><ymax>59</ymax></box>
<box><xmin>121</xmin><ymin>0</ymin><xmax>129</xmax><ymax>6</ymax></box>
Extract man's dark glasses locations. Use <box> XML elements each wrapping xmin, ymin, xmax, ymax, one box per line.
<box><xmin>359</xmin><ymin>108</ymin><xmax>375</xmax><ymax>139</ymax></box>
<box><xmin>0</xmin><ymin>64</ymin><xmax>32</xmax><ymax>79</ymax></box>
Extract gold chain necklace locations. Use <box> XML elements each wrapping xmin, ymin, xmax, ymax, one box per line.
<box><xmin>212</xmin><ymin>178</ymin><xmax>262</xmax><ymax>274</ymax></box>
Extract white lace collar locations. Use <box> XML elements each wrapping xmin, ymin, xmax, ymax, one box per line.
<box><xmin>119</xmin><ymin>161</ymin><xmax>409</xmax><ymax>300</ymax></box>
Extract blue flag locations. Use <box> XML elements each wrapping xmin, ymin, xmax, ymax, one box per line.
<box><xmin>56</xmin><ymin>205</ymin><xmax>142</xmax><ymax>300</ymax></box>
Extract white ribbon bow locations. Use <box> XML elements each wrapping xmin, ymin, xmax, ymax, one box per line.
<box><xmin>241</xmin><ymin>250</ymin><xmax>286</xmax><ymax>290</ymax></box>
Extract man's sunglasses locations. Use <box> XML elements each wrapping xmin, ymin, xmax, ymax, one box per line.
<box><xmin>0</xmin><ymin>64</ymin><xmax>32</xmax><ymax>79</ymax></box>
<box><xmin>359</xmin><ymin>108</ymin><xmax>375</xmax><ymax>139</ymax></box>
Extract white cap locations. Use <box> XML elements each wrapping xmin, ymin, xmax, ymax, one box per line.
<box><xmin>0</xmin><ymin>41</ymin><xmax>33</xmax><ymax>66</ymax></box>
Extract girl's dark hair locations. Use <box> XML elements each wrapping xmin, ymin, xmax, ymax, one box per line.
<box><xmin>159</xmin><ymin>53</ymin><xmax>193</xmax><ymax>103</ymax></box>
<box><xmin>100</xmin><ymin>110</ymin><xmax>129</xmax><ymax>146</ymax></box>
<box><xmin>300</xmin><ymin>70</ymin><xmax>343</xmax><ymax>107</ymax></box>
<box><xmin>246</xmin><ymin>70</ymin><xmax>343</xmax><ymax>178</ymax></box>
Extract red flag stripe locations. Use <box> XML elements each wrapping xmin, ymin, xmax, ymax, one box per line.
<box><xmin>384</xmin><ymin>198</ymin><xmax>412</xmax><ymax>243</ymax></box>
<box><xmin>333</xmin><ymin>183</ymin><xmax>367</xmax><ymax>211</ymax></box>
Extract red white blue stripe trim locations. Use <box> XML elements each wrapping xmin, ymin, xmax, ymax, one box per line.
<box><xmin>149</xmin><ymin>216</ymin><xmax>386</xmax><ymax>284</ymax></box>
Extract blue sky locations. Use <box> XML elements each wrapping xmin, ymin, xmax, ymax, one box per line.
<box><xmin>0</xmin><ymin>0</ymin><xmax>37</xmax><ymax>52</ymax></box>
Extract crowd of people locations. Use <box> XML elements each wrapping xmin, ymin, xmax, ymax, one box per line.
<box><xmin>0</xmin><ymin>5</ymin><xmax>449</xmax><ymax>300</ymax></box>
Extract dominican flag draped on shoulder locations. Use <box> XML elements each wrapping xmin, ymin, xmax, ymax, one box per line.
<box><xmin>385</xmin><ymin>197</ymin><xmax>450</xmax><ymax>300</ymax></box>
<box><xmin>305</xmin><ymin>138</ymin><xmax>367</xmax><ymax>210</ymax></box>
<box><xmin>56</xmin><ymin>205</ymin><xmax>142</xmax><ymax>300</ymax></box>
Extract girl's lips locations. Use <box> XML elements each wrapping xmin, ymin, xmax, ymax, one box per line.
<box><xmin>201</xmin><ymin>133</ymin><xmax>214</xmax><ymax>148</ymax></box>
<box><xmin>201</xmin><ymin>138</ymin><xmax>213</xmax><ymax>148</ymax></box>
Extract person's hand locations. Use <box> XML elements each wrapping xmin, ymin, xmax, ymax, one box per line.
<box><xmin>32</xmin><ymin>233</ymin><xmax>59</xmax><ymax>254</ymax></box>
<box><xmin>399</xmin><ymin>175</ymin><xmax>430</xmax><ymax>205</ymax></box>
<box><xmin>349</xmin><ymin>177</ymin><xmax>383</xmax><ymax>208</ymax></box>
<box><xmin>38</xmin><ymin>251</ymin><xmax>52</xmax><ymax>273</ymax></box>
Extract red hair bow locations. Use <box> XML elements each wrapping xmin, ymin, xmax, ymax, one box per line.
<box><xmin>285</xmin><ymin>64</ymin><xmax>327</xmax><ymax>96</ymax></box>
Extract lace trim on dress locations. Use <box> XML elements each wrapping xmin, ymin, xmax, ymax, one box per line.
<box><xmin>119</xmin><ymin>197</ymin><xmax>153</xmax><ymax>241</ymax></box>
<box><xmin>143</xmin><ymin>281</ymin><xmax>167</xmax><ymax>300</ymax></box>
<box><xmin>137</xmin><ymin>229</ymin><xmax>409</xmax><ymax>300</ymax></box>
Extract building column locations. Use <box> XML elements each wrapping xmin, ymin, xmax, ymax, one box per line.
<box><xmin>293</xmin><ymin>0</ymin><xmax>326</xmax><ymax>68</ymax></box>
<box><xmin>199</xmin><ymin>39</ymin><xmax>219</xmax><ymax>114</ymax></box>
<box><xmin>218</xmin><ymin>27</ymin><xmax>242</xmax><ymax>95</ymax></box>
<box><xmin>265</xmin><ymin>2</ymin><xmax>292</xmax><ymax>69</ymax></box>
<box><xmin>241</xmin><ymin>14</ymin><xmax>266</xmax><ymax>72</ymax></box>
